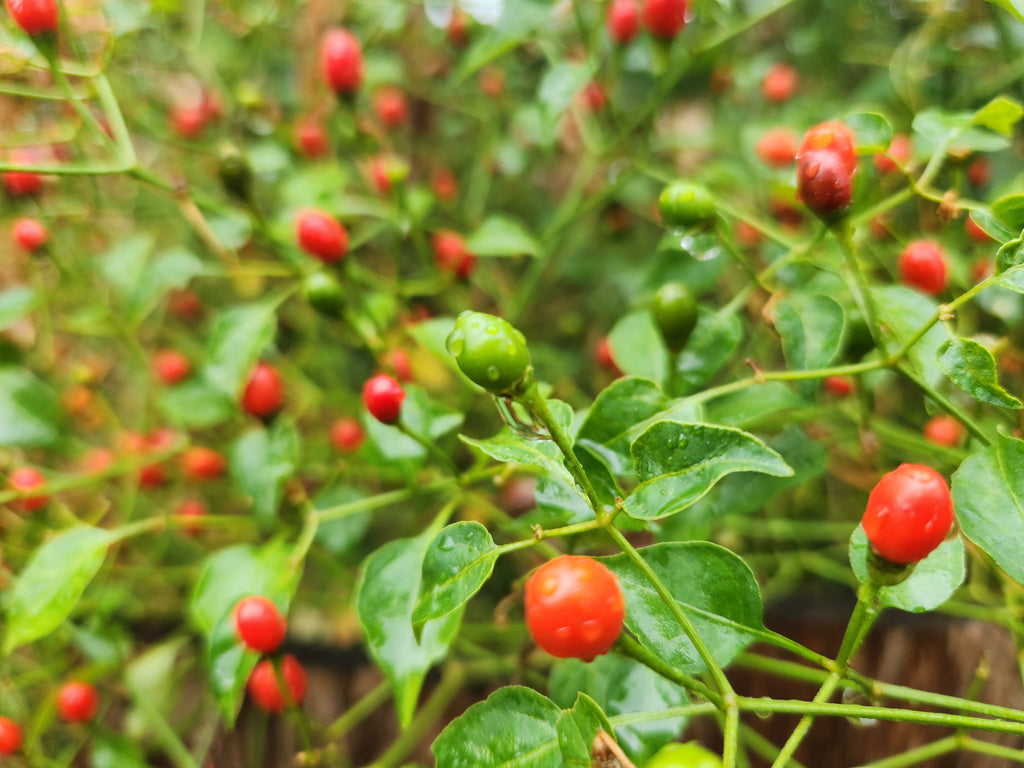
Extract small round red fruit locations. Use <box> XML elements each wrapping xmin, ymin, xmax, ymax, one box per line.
<box><xmin>175</xmin><ymin>498</ymin><xmax>206</xmax><ymax>535</ymax></box>
<box><xmin>967</xmin><ymin>156</ymin><xmax>991</xmax><ymax>187</ymax></box>
<box><xmin>57</xmin><ymin>681</ymin><xmax>98</xmax><ymax>723</ymax></box>
<box><xmin>381</xmin><ymin>348</ymin><xmax>413</xmax><ymax>382</ymax></box>
<box><xmin>330</xmin><ymin>417</ymin><xmax>365</xmax><ymax>453</ymax></box>
<box><xmin>432</xmin><ymin>230</ymin><xmax>476</xmax><ymax>279</ymax></box>
<box><xmin>0</xmin><ymin>716</ymin><xmax>22</xmax><ymax>755</ymax></box>
<box><xmin>861</xmin><ymin>463</ymin><xmax>954</xmax><ymax>564</ymax></box>
<box><xmin>3</xmin><ymin>150</ymin><xmax>44</xmax><ymax>197</ymax></box>
<box><xmin>923</xmin><ymin>415</ymin><xmax>965</xmax><ymax>448</ymax></box>
<box><xmin>796</xmin><ymin>149</ymin><xmax>853</xmax><ymax>219</ymax></box>
<box><xmin>180</xmin><ymin>446</ymin><xmax>227</xmax><ymax>481</ymax></box>
<box><xmin>641</xmin><ymin>0</ymin><xmax>688</xmax><ymax>38</ymax></box>
<box><xmin>798</xmin><ymin>121</ymin><xmax>856</xmax><ymax>176</ymax></box>
<box><xmin>874</xmin><ymin>133</ymin><xmax>911</xmax><ymax>174</ymax></box>
<box><xmin>594</xmin><ymin>336</ymin><xmax>623</xmax><ymax>378</ymax></box>
<box><xmin>524</xmin><ymin>555</ymin><xmax>625</xmax><ymax>661</ymax></box>
<box><xmin>823</xmin><ymin>376</ymin><xmax>854</xmax><ymax>397</ymax></box>
<box><xmin>242</xmin><ymin>362</ymin><xmax>284</xmax><ymax>418</ymax></box>
<box><xmin>296</xmin><ymin>209</ymin><xmax>348</xmax><ymax>263</ymax></box>
<box><xmin>13</xmin><ymin>217</ymin><xmax>48</xmax><ymax>252</ymax></box>
<box><xmin>5</xmin><ymin>0</ymin><xmax>58</xmax><ymax>36</ymax></box>
<box><xmin>431</xmin><ymin>167</ymin><xmax>458</xmax><ymax>203</ymax></box>
<box><xmin>171</xmin><ymin>103</ymin><xmax>208</xmax><ymax>139</ymax></box>
<box><xmin>761</xmin><ymin>63</ymin><xmax>798</xmax><ymax>103</ymax></box>
<box><xmin>247</xmin><ymin>655</ymin><xmax>307</xmax><ymax>713</ymax></box>
<box><xmin>965</xmin><ymin>216</ymin><xmax>991</xmax><ymax>244</ymax></box>
<box><xmin>295</xmin><ymin>120</ymin><xmax>330</xmax><ymax>158</ymax></box>
<box><xmin>373</xmin><ymin>86</ymin><xmax>409</xmax><ymax>129</ymax></box>
<box><xmin>362</xmin><ymin>374</ymin><xmax>405</xmax><ymax>425</ymax></box>
<box><xmin>898</xmin><ymin>239</ymin><xmax>947</xmax><ymax>296</ymax></box>
<box><xmin>607</xmin><ymin>0</ymin><xmax>640</xmax><ymax>44</ymax></box>
<box><xmin>321</xmin><ymin>28</ymin><xmax>363</xmax><ymax>95</ymax></box>
<box><xmin>234</xmin><ymin>595</ymin><xmax>287</xmax><ymax>653</ymax></box>
<box><xmin>446</xmin><ymin>8</ymin><xmax>469</xmax><ymax>46</ymax></box>
<box><xmin>152</xmin><ymin>349</ymin><xmax>191</xmax><ymax>385</ymax></box>
<box><xmin>9</xmin><ymin>466</ymin><xmax>49</xmax><ymax>512</ymax></box>
<box><xmin>756</xmin><ymin>127</ymin><xmax>798</xmax><ymax>167</ymax></box>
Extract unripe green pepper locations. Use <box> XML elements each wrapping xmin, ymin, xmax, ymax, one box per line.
<box><xmin>301</xmin><ymin>271</ymin><xmax>345</xmax><ymax>317</ymax></box>
<box><xmin>217</xmin><ymin>144</ymin><xmax>254</xmax><ymax>204</ymax></box>
<box><xmin>645</xmin><ymin>742</ymin><xmax>722</xmax><ymax>768</ymax></box>
<box><xmin>651</xmin><ymin>282</ymin><xmax>699</xmax><ymax>353</ymax></box>
<box><xmin>658</xmin><ymin>180</ymin><xmax>716</xmax><ymax>228</ymax></box>
<box><xmin>446</xmin><ymin>311</ymin><xmax>531</xmax><ymax>396</ymax></box>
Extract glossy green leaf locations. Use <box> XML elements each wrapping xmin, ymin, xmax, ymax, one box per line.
<box><xmin>0</xmin><ymin>286</ymin><xmax>41</xmax><ymax>330</ymax></box>
<box><xmin>229</xmin><ymin>419</ymin><xmax>301</xmax><ymax>530</ymax></box>
<box><xmin>849</xmin><ymin>526</ymin><xmax>965</xmax><ymax>612</ymax></box>
<box><xmin>972</xmin><ymin>96</ymin><xmax>1024</xmax><ymax>136</ymax></box>
<box><xmin>550</xmin><ymin>654</ymin><xmax>690</xmax><ymax>764</ymax></box>
<box><xmin>912</xmin><ymin>108</ymin><xmax>1009</xmax><ymax>152</ymax></box>
<box><xmin>401</xmin><ymin>385</ymin><xmax>465</xmax><ymax>440</ymax></box>
<box><xmin>91</xmin><ymin>732</ymin><xmax>150</xmax><ymax>768</ymax></box>
<box><xmin>413</xmin><ymin>522</ymin><xmax>499</xmax><ymax>624</ymax></box>
<box><xmin>603</xmin><ymin>542</ymin><xmax>764</xmax><ymax>673</ymax></box>
<box><xmin>156</xmin><ymin>377</ymin><xmax>236</xmax><ymax>429</ymax></box>
<box><xmin>992</xmin><ymin>195</ymin><xmax>1024</xmax><ymax>233</ymax></box>
<box><xmin>872</xmin><ymin>285</ymin><xmax>949</xmax><ymax>388</ymax></box>
<box><xmin>556</xmin><ymin>693</ymin><xmax>613</xmax><ymax>767</ymax></box>
<box><xmin>457</xmin><ymin>0</ymin><xmax>552</xmax><ymax>78</ymax></box>
<box><xmin>203</xmin><ymin>301</ymin><xmax>278</xmax><ymax>397</ymax></box>
<box><xmin>609</xmin><ymin>310</ymin><xmax>668</xmax><ymax>385</ymax></box>
<box><xmin>985</xmin><ymin>0</ymin><xmax>1024</xmax><ymax>22</ymax></box>
<box><xmin>845</xmin><ymin>112</ymin><xmax>893</xmax><ymax>153</ymax></box>
<box><xmin>625</xmin><ymin>421</ymin><xmax>793</xmax><ymax>520</ymax></box>
<box><xmin>996</xmin><ymin>237</ymin><xmax>1024</xmax><ymax>273</ymax></box>
<box><xmin>951</xmin><ymin>434</ymin><xmax>1024</xmax><ymax>586</ymax></box>
<box><xmin>462</xmin><ymin>430</ymin><xmax>576</xmax><ymax>488</ymax></box>
<box><xmin>704</xmin><ymin>382</ymin><xmax>804</xmax><ymax>429</ymax></box>
<box><xmin>772</xmin><ymin>294</ymin><xmax>845</xmax><ymax>398</ymax></box>
<box><xmin>577</xmin><ymin>377</ymin><xmax>671</xmax><ymax>476</ymax></box>
<box><xmin>0</xmin><ymin>366</ymin><xmax>64</xmax><ymax>447</ymax></box>
<box><xmin>189</xmin><ymin>539</ymin><xmax>302</xmax><ymax>724</ymax></box>
<box><xmin>673</xmin><ymin>307</ymin><xmax>743</xmax><ymax>395</ymax></box>
<box><xmin>356</xmin><ymin>517</ymin><xmax>464</xmax><ymax>727</ymax></box>
<box><xmin>937</xmin><ymin>338</ymin><xmax>1021</xmax><ymax>409</ymax></box>
<box><xmin>4</xmin><ymin>526</ymin><xmax>115</xmax><ymax>653</ymax></box>
<box><xmin>432</xmin><ymin>686</ymin><xmax>563</xmax><ymax>768</ymax></box>
<box><xmin>465</xmin><ymin>215</ymin><xmax>541</xmax><ymax>258</ymax></box>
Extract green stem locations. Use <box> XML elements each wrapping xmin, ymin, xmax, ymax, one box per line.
<box><xmin>850</xmin><ymin>736</ymin><xmax>959</xmax><ymax>768</ymax></box>
<box><xmin>398</xmin><ymin>423</ymin><xmax>458</xmax><ymax>475</ymax></box>
<box><xmin>615</xmin><ymin>633</ymin><xmax>721</xmax><ymax>704</ymax></box>
<box><xmin>323</xmin><ymin>680</ymin><xmax>392</xmax><ymax>740</ymax></box>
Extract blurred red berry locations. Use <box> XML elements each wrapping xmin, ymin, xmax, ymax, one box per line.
<box><xmin>607</xmin><ymin>0</ymin><xmax>640</xmax><ymax>44</ymax></box>
<box><xmin>965</xmin><ymin>215</ymin><xmax>992</xmax><ymax>244</ymax></box>
<box><xmin>446</xmin><ymin>8</ymin><xmax>469</xmax><ymax>46</ymax></box>
<box><xmin>242</xmin><ymin>362</ymin><xmax>284</xmax><ymax>418</ymax></box>
<box><xmin>642</xmin><ymin>0</ymin><xmax>688</xmax><ymax>37</ymax></box>
<box><xmin>874</xmin><ymin>133</ymin><xmax>911</xmax><ymax>174</ymax></box>
<box><xmin>363</xmin><ymin>374</ymin><xmax>405</xmax><ymax>425</ymax></box>
<box><xmin>0</xmin><ymin>716</ymin><xmax>22</xmax><ymax>755</ymax></box>
<box><xmin>234</xmin><ymin>595</ymin><xmax>287</xmax><ymax>653</ymax></box>
<box><xmin>898</xmin><ymin>239</ymin><xmax>947</xmax><ymax>296</ymax></box>
<box><xmin>431</xmin><ymin>167</ymin><xmax>458</xmax><ymax>203</ymax></box>
<box><xmin>373</xmin><ymin>86</ymin><xmax>409</xmax><ymax>129</ymax></box>
<box><xmin>823</xmin><ymin>376</ymin><xmax>854</xmax><ymax>397</ymax></box>
<box><xmin>5</xmin><ymin>0</ymin><xmax>58</xmax><ymax>35</ymax></box>
<box><xmin>176</xmin><ymin>498</ymin><xmax>206</xmax><ymax>534</ymax></box>
<box><xmin>3</xmin><ymin>150</ymin><xmax>44</xmax><ymax>197</ymax></box>
<box><xmin>8</xmin><ymin>466</ymin><xmax>49</xmax><ymax>512</ymax></box>
<box><xmin>330</xmin><ymin>417</ymin><xmax>365</xmax><ymax>453</ymax></box>
<box><xmin>479</xmin><ymin>67</ymin><xmax>505</xmax><ymax>98</ymax></box>
<box><xmin>79</xmin><ymin>446</ymin><xmax>115</xmax><ymax>475</ymax></box>
<box><xmin>181</xmin><ymin>446</ymin><xmax>227</xmax><ymax>481</ymax></box>
<box><xmin>432</xmin><ymin>229</ymin><xmax>476</xmax><ymax>279</ymax></box>
<box><xmin>152</xmin><ymin>349</ymin><xmax>191</xmax><ymax>386</ymax></box>
<box><xmin>171</xmin><ymin>103</ymin><xmax>208</xmax><ymax>139</ymax></box>
<box><xmin>12</xmin><ymin>217</ymin><xmax>48</xmax><ymax>251</ymax></box>
<box><xmin>296</xmin><ymin>209</ymin><xmax>348</xmax><ymax>263</ymax></box>
<box><xmin>247</xmin><ymin>655</ymin><xmax>307</xmax><ymax>713</ymax></box>
<box><xmin>923</xmin><ymin>415</ymin><xmax>965</xmax><ymax>448</ymax></box>
<box><xmin>967</xmin><ymin>156</ymin><xmax>991</xmax><ymax>187</ymax></box>
<box><xmin>594</xmin><ymin>336</ymin><xmax>624</xmax><ymax>377</ymax></box>
<box><xmin>57</xmin><ymin>681</ymin><xmax>98</xmax><ymax>723</ymax></box>
<box><xmin>579</xmin><ymin>81</ymin><xmax>607</xmax><ymax>112</ymax></box>
<box><xmin>756</xmin><ymin>127</ymin><xmax>798</xmax><ymax>167</ymax></box>
<box><xmin>168</xmin><ymin>288</ymin><xmax>202</xmax><ymax>319</ymax></box>
<box><xmin>761</xmin><ymin>63</ymin><xmax>798</xmax><ymax>103</ymax></box>
<box><xmin>295</xmin><ymin>120</ymin><xmax>330</xmax><ymax>158</ymax></box>
<box><xmin>382</xmin><ymin>348</ymin><xmax>413</xmax><ymax>382</ymax></box>
<box><xmin>321</xmin><ymin>28</ymin><xmax>363</xmax><ymax>95</ymax></box>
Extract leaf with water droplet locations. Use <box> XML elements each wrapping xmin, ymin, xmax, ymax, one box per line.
<box><xmin>624</xmin><ymin>421</ymin><xmax>793</xmax><ymax>520</ymax></box>
<box><xmin>414</xmin><ymin>522</ymin><xmax>500</xmax><ymax>624</ymax></box>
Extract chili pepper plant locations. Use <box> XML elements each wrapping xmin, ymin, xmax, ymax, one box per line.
<box><xmin>2</xmin><ymin>0</ymin><xmax>1024</xmax><ymax>766</ymax></box>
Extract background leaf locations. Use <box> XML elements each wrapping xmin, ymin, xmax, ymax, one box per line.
<box><xmin>772</xmin><ymin>294</ymin><xmax>845</xmax><ymax>399</ymax></box>
<box><xmin>0</xmin><ymin>366</ymin><xmax>64</xmax><ymax>447</ymax></box>
<box><xmin>229</xmin><ymin>419</ymin><xmax>301</xmax><ymax>530</ymax></box>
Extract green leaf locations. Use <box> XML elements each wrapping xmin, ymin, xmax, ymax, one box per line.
<box><xmin>465</xmin><ymin>214</ymin><xmax>541</xmax><ymax>257</ymax></box>
<box><xmin>704</xmin><ymin>381</ymin><xmax>804</xmax><ymax>429</ymax></box>
<box><xmin>673</xmin><ymin>307</ymin><xmax>743</xmax><ymax>394</ymax></box>
<box><xmin>457</xmin><ymin>0</ymin><xmax>552</xmax><ymax>78</ymax></box>
<box><xmin>912</xmin><ymin>108</ymin><xmax>1010</xmax><ymax>152</ymax></box>
<box><xmin>312</xmin><ymin>484</ymin><xmax>372</xmax><ymax>557</ymax></box>
<box><xmin>366</xmin><ymin>386</ymin><xmax>464</xmax><ymax>467</ymax></box>
<box><xmin>462</xmin><ymin>430</ymin><xmax>576</xmax><ymax>488</ymax></box>
<box><xmin>189</xmin><ymin>540</ymin><xmax>302</xmax><ymax>724</ymax></box>
<box><xmin>985</xmin><ymin>0</ymin><xmax>1024</xmax><ymax>22</ymax></box>
<box><xmin>414</xmin><ymin>522</ymin><xmax>499</xmax><ymax>624</ymax></box>
<box><xmin>537</xmin><ymin>61</ymin><xmax>592</xmax><ymax>131</ymax></box>
<box><xmin>992</xmin><ymin>195</ymin><xmax>1024</xmax><ymax>233</ymax></box>
<box><xmin>772</xmin><ymin>294</ymin><xmax>845</xmax><ymax>398</ymax></box>
<box><xmin>91</xmin><ymin>731</ymin><xmax>150</xmax><ymax>768</ymax></box>
<box><xmin>577</xmin><ymin>377</ymin><xmax>672</xmax><ymax>476</ymax></box>
<box><xmin>550</xmin><ymin>655</ymin><xmax>690</xmax><ymax>764</ymax></box>
<box><xmin>872</xmin><ymin>285</ymin><xmax>950</xmax><ymax>388</ymax></box>
<box><xmin>997</xmin><ymin>237</ymin><xmax>1024</xmax><ymax>273</ymax></box>
<box><xmin>556</xmin><ymin>694</ymin><xmax>613</xmax><ymax>767</ymax></box>
<box><xmin>608</xmin><ymin>310</ymin><xmax>668</xmax><ymax>385</ymax></box>
<box><xmin>129</xmin><ymin>248</ymin><xmax>204</xmax><ymax>324</ymax></box>
<box><xmin>356</xmin><ymin>517</ymin><xmax>464</xmax><ymax>727</ymax></box>
<box><xmin>844</xmin><ymin>112</ymin><xmax>893</xmax><ymax>153</ymax></box>
<box><xmin>229</xmin><ymin>420</ymin><xmax>301</xmax><ymax>530</ymax></box>
<box><xmin>432</xmin><ymin>686</ymin><xmax>563</xmax><ymax>768</ymax></box>
<box><xmin>603</xmin><ymin>542</ymin><xmax>764</xmax><ymax>673</ymax></box>
<box><xmin>156</xmin><ymin>377</ymin><xmax>236</xmax><ymax>429</ymax></box>
<box><xmin>937</xmin><ymin>338</ymin><xmax>1021</xmax><ymax>409</ymax></box>
<box><xmin>203</xmin><ymin>301</ymin><xmax>278</xmax><ymax>398</ymax></box>
<box><xmin>849</xmin><ymin>526</ymin><xmax>965</xmax><ymax>612</ymax></box>
<box><xmin>98</xmin><ymin>234</ymin><xmax>154</xmax><ymax>300</ymax></box>
<box><xmin>4</xmin><ymin>526</ymin><xmax>115</xmax><ymax>653</ymax></box>
<box><xmin>972</xmin><ymin>96</ymin><xmax>1024</xmax><ymax>136</ymax></box>
<box><xmin>0</xmin><ymin>366</ymin><xmax>64</xmax><ymax>447</ymax></box>
<box><xmin>624</xmin><ymin>421</ymin><xmax>793</xmax><ymax>520</ymax></box>
<box><xmin>951</xmin><ymin>434</ymin><xmax>1024</xmax><ymax>586</ymax></box>
<box><xmin>0</xmin><ymin>286</ymin><xmax>41</xmax><ymax>330</ymax></box>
